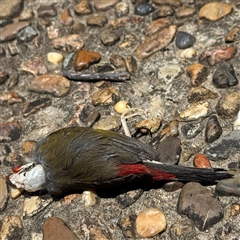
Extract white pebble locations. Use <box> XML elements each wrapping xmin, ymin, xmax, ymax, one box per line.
<box><xmin>180</xmin><ymin>47</ymin><xmax>196</xmax><ymax>58</ymax></box>
<box><xmin>47</xmin><ymin>52</ymin><xmax>63</xmax><ymax>65</ymax></box>
<box><xmin>233</xmin><ymin>111</ymin><xmax>240</xmax><ymax>130</ymax></box>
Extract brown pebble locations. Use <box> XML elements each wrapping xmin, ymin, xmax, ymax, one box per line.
<box><xmin>92</xmin><ymin>87</ymin><xmax>119</xmax><ymax>106</ymax></box>
<box><xmin>186</xmin><ymin>63</ymin><xmax>208</xmax><ymax>87</ymax></box>
<box><xmin>225</xmin><ymin>28</ymin><xmax>239</xmax><ymax>42</ymax></box>
<box><xmin>136</xmin><ymin>208</ymin><xmax>167</xmax><ymax>238</ymax></box>
<box><xmin>19</xmin><ymin>8</ymin><xmax>34</xmax><ymax>21</ymax></box>
<box><xmin>136</xmin><ymin>25</ymin><xmax>176</xmax><ymax>59</ymax></box>
<box><xmin>21</xmin><ymin>140</ymin><xmax>37</xmax><ymax>158</ymax></box>
<box><xmin>28</xmin><ymin>74</ymin><xmax>71</xmax><ymax>97</ymax></box>
<box><xmin>37</xmin><ymin>4</ymin><xmax>57</xmax><ymax>17</ymax></box>
<box><xmin>125</xmin><ymin>55</ymin><xmax>138</xmax><ymax>74</ymax></box>
<box><xmin>74</xmin><ymin>49</ymin><xmax>101</xmax><ymax>71</ymax></box>
<box><xmin>152</xmin><ymin>0</ymin><xmax>182</xmax><ymax>7</ymax></box>
<box><xmin>0</xmin><ymin>0</ymin><xmax>23</xmax><ymax>19</ymax></box>
<box><xmin>60</xmin><ymin>8</ymin><xmax>74</xmax><ymax>26</ymax></box>
<box><xmin>0</xmin><ymin>122</ymin><xmax>21</xmax><ymax>143</ymax></box>
<box><xmin>119</xmin><ymin>34</ymin><xmax>138</xmax><ymax>49</ymax></box>
<box><xmin>86</xmin><ymin>14</ymin><xmax>108</xmax><ymax>27</ymax></box>
<box><xmin>152</xmin><ymin>5</ymin><xmax>174</xmax><ymax>19</ymax></box>
<box><xmin>0</xmin><ymin>176</ymin><xmax>8</xmax><ymax>211</ymax></box>
<box><xmin>188</xmin><ymin>86</ymin><xmax>218</xmax><ymax>103</ymax></box>
<box><xmin>93</xmin><ymin>115</ymin><xmax>121</xmax><ymax>131</ymax></box>
<box><xmin>175</xmin><ymin>6</ymin><xmax>196</xmax><ymax>18</ymax></box>
<box><xmin>145</xmin><ymin>18</ymin><xmax>173</xmax><ymax>36</ymax></box>
<box><xmin>205</xmin><ymin>115</ymin><xmax>222</xmax><ymax>143</ymax></box>
<box><xmin>74</xmin><ymin>0</ymin><xmax>92</xmax><ymax>15</ymax></box>
<box><xmin>22</xmin><ymin>56</ymin><xmax>48</xmax><ymax>76</ymax></box>
<box><xmin>118</xmin><ymin>215</ymin><xmax>137</xmax><ymax>238</ymax></box>
<box><xmin>198</xmin><ymin>2</ymin><xmax>233</xmax><ymax>21</ymax></box>
<box><xmin>0</xmin><ymin>91</ymin><xmax>23</xmax><ymax>105</ymax></box>
<box><xmin>136</xmin><ymin>118</ymin><xmax>161</xmax><ymax>134</ymax></box>
<box><xmin>94</xmin><ymin>0</ymin><xmax>119</xmax><ymax>11</ymax></box>
<box><xmin>100</xmin><ymin>28</ymin><xmax>120</xmax><ymax>46</ymax></box>
<box><xmin>193</xmin><ymin>153</ymin><xmax>211</xmax><ymax>168</ymax></box>
<box><xmin>110</xmin><ymin>54</ymin><xmax>125</xmax><ymax>68</ymax></box>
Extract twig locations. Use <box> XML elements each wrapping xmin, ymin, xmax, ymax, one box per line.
<box><xmin>62</xmin><ymin>71</ymin><xmax>131</xmax><ymax>82</ymax></box>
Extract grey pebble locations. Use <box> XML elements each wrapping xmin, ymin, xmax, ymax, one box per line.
<box><xmin>17</xmin><ymin>26</ymin><xmax>38</xmax><ymax>42</ymax></box>
<box><xmin>134</xmin><ymin>3</ymin><xmax>154</xmax><ymax>16</ymax></box>
<box><xmin>175</xmin><ymin>31</ymin><xmax>196</xmax><ymax>49</ymax></box>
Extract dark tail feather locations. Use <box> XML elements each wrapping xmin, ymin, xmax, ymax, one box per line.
<box><xmin>145</xmin><ymin>162</ymin><xmax>233</xmax><ymax>184</ymax></box>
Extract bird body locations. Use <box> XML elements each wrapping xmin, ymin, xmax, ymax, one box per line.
<box><xmin>9</xmin><ymin>127</ymin><xmax>232</xmax><ymax>196</ymax></box>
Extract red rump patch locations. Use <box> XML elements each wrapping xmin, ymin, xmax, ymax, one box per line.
<box><xmin>118</xmin><ymin>164</ymin><xmax>176</xmax><ymax>180</ymax></box>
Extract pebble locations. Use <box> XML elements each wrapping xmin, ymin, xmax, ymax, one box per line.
<box><xmin>181</xmin><ymin>121</ymin><xmax>204</xmax><ymax>139</ymax></box>
<box><xmin>47</xmin><ymin>52</ymin><xmax>63</xmax><ymax>65</ymax></box>
<box><xmin>118</xmin><ymin>34</ymin><xmax>138</xmax><ymax>49</ymax></box>
<box><xmin>0</xmin><ymin>122</ymin><xmax>21</xmax><ymax>143</ymax></box>
<box><xmin>136</xmin><ymin>25</ymin><xmax>176</xmax><ymax>59</ymax></box>
<box><xmin>115</xmin><ymin>2</ymin><xmax>129</xmax><ymax>17</ymax></box>
<box><xmin>82</xmin><ymin>190</ymin><xmax>97</xmax><ymax>207</ymax></box>
<box><xmin>0</xmin><ymin>91</ymin><xmax>22</xmax><ymax>105</ymax></box>
<box><xmin>233</xmin><ymin>111</ymin><xmax>240</xmax><ymax>130</ymax></box>
<box><xmin>193</xmin><ymin>153</ymin><xmax>211</xmax><ymax>168</ymax></box>
<box><xmin>86</xmin><ymin>14</ymin><xmax>108</xmax><ymax>27</ymax></box>
<box><xmin>188</xmin><ymin>86</ymin><xmax>218</xmax><ymax>103</ymax></box>
<box><xmin>179</xmin><ymin>102</ymin><xmax>209</xmax><ymax>121</ymax></box>
<box><xmin>22</xmin><ymin>56</ymin><xmax>48</xmax><ymax>76</ymax></box>
<box><xmin>37</xmin><ymin>4</ymin><xmax>57</xmax><ymax>18</ymax></box>
<box><xmin>159</xmin><ymin>120</ymin><xmax>179</xmax><ymax>139</ymax></box>
<box><xmin>180</xmin><ymin>142</ymin><xmax>201</xmax><ymax>163</ymax></box>
<box><xmin>94</xmin><ymin>0</ymin><xmax>119</xmax><ymax>11</ymax></box>
<box><xmin>125</xmin><ymin>55</ymin><xmax>138</xmax><ymax>74</ymax></box>
<box><xmin>175</xmin><ymin>6</ymin><xmax>196</xmax><ymax>18</ymax></box>
<box><xmin>74</xmin><ymin>49</ymin><xmax>101</xmax><ymax>71</ymax></box>
<box><xmin>156</xmin><ymin>136</ymin><xmax>181</xmax><ymax>164</ymax></box>
<box><xmin>136</xmin><ymin>208</ymin><xmax>167</xmax><ymax>238</ymax></box>
<box><xmin>136</xmin><ymin>118</ymin><xmax>161</xmax><ymax>134</ymax></box>
<box><xmin>180</xmin><ymin>47</ymin><xmax>196</xmax><ymax>58</ymax></box>
<box><xmin>92</xmin><ymin>87</ymin><xmax>119</xmax><ymax>106</ymax></box>
<box><xmin>186</xmin><ymin>63</ymin><xmax>208</xmax><ymax>87</ymax></box>
<box><xmin>7</xmin><ymin>40</ymin><xmax>19</xmax><ymax>56</ymax></box>
<box><xmin>198</xmin><ymin>2</ymin><xmax>233</xmax><ymax>21</ymax></box>
<box><xmin>110</xmin><ymin>54</ymin><xmax>125</xmax><ymax>68</ymax></box>
<box><xmin>116</xmin><ymin>190</ymin><xmax>143</xmax><ymax>209</ymax></box>
<box><xmin>0</xmin><ymin>0</ymin><xmax>23</xmax><ymax>19</ymax></box>
<box><xmin>152</xmin><ymin>0</ymin><xmax>182</xmax><ymax>7</ymax></box>
<box><xmin>114</xmin><ymin>100</ymin><xmax>129</xmax><ymax>114</ymax></box>
<box><xmin>177</xmin><ymin>182</ymin><xmax>223</xmax><ymax>231</ymax></box>
<box><xmin>28</xmin><ymin>74</ymin><xmax>71</xmax><ymax>97</ymax></box>
<box><xmin>163</xmin><ymin>181</ymin><xmax>184</xmax><ymax>192</ymax></box>
<box><xmin>74</xmin><ymin>0</ymin><xmax>92</xmax><ymax>15</ymax></box>
<box><xmin>200</xmin><ymin>46</ymin><xmax>236</xmax><ymax>66</ymax></box>
<box><xmin>0</xmin><ymin>21</ymin><xmax>30</xmax><ymax>42</ymax></box>
<box><xmin>216</xmin><ymin>92</ymin><xmax>240</xmax><ymax>119</ymax></box>
<box><xmin>60</xmin><ymin>8</ymin><xmax>74</xmax><ymax>26</ymax></box>
<box><xmin>134</xmin><ymin>3</ymin><xmax>154</xmax><ymax>16</ymax></box>
<box><xmin>19</xmin><ymin>8</ymin><xmax>34</xmax><ymax>21</ymax></box>
<box><xmin>225</xmin><ymin>28</ymin><xmax>239</xmax><ymax>42</ymax></box>
<box><xmin>52</xmin><ymin>34</ymin><xmax>84</xmax><ymax>52</ymax></box>
<box><xmin>93</xmin><ymin>115</ymin><xmax>121</xmax><ymax>131</ymax></box>
<box><xmin>205</xmin><ymin>115</ymin><xmax>222</xmax><ymax>143</ymax></box>
<box><xmin>118</xmin><ymin>215</ymin><xmax>137</xmax><ymax>238</ymax></box>
<box><xmin>100</xmin><ymin>28</ymin><xmax>120</xmax><ymax>46</ymax></box>
<box><xmin>152</xmin><ymin>5</ymin><xmax>174</xmax><ymax>19</ymax></box>
<box><xmin>10</xmin><ymin>186</ymin><xmax>24</xmax><ymax>199</ymax></box>
<box><xmin>42</xmin><ymin>216</ymin><xmax>79</xmax><ymax>240</ymax></box>
<box><xmin>87</xmin><ymin>111</ymin><xmax>101</xmax><ymax>127</ymax></box>
<box><xmin>17</xmin><ymin>26</ymin><xmax>38</xmax><ymax>42</ymax></box>
<box><xmin>21</xmin><ymin>140</ymin><xmax>37</xmax><ymax>158</ymax></box>
<box><xmin>158</xmin><ymin>65</ymin><xmax>183</xmax><ymax>84</ymax></box>
<box><xmin>97</xmin><ymin>63</ymin><xmax>114</xmax><ymax>72</ymax></box>
<box><xmin>175</xmin><ymin>31</ymin><xmax>196</xmax><ymax>49</ymax></box>
<box><xmin>22</xmin><ymin>98</ymin><xmax>52</xmax><ymax>117</ymax></box>
<box><xmin>212</xmin><ymin>64</ymin><xmax>238</xmax><ymax>88</ymax></box>
<box><xmin>0</xmin><ymin>71</ymin><xmax>9</xmax><ymax>84</ymax></box>
<box><xmin>0</xmin><ymin>216</ymin><xmax>23</xmax><ymax>240</ymax></box>
<box><xmin>204</xmin><ymin>130</ymin><xmax>240</xmax><ymax>161</ymax></box>
<box><xmin>0</xmin><ymin>176</ymin><xmax>8</xmax><ymax>211</ymax></box>
<box><xmin>145</xmin><ymin>18</ymin><xmax>173</xmax><ymax>36</ymax></box>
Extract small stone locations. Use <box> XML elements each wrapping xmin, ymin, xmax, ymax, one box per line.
<box><xmin>0</xmin><ymin>21</ymin><xmax>30</xmax><ymax>42</ymax></box>
<box><xmin>21</xmin><ymin>140</ymin><xmax>37</xmax><ymax>158</ymax></box>
<box><xmin>179</xmin><ymin>102</ymin><xmax>209</xmax><ymax>121</ymax></box>
<box><xmin>5</xmin><ymin>73</ymin><xmax>19</xmax><ymax>90</ymax></box>
<box><xmin>94</xmin><ymin>0</ymin><xmax>119</xmax><ymax>11</ymax></box>
<box><xmin>8</xmin><ymin>40</ymin><xmax>19</xmax><ymax>56</ymax></box>
<box><xmin>74</xmin><ymin>49</ymin><xmax>101</xmax><ymax>71</ymax></box>
<box><xmin>152</xmin><ymin>5</ymin><xmax>174</xmax><ymax>19</ymax></box>
<box><xmin>0</xmin><ymin>216</ymin><xmax>23</xmax><ymax>240</ymax></box>
<box><xmin>204</xmin><ymin>130</ymin><xmax>240</xmax><ymax>160</ymax></box>
<box><xmin>92</xmin><ymin>87</ymin><xmax>119</xmax><ymax>106</ymax></box>
<box><xmin>0</xmin><ymin>122</ymin><xmax>21</xmax><ymax>143</ymax></box>
<box><xmin>115</xmin><ymin>2</ymin><xmax>129</xmax><ymax>17</ymax></box>
<box><xmin>0</xmin><ymin>176</ymin><xmax>8</xmax><ymax>211</ymax></box>
<box><xmin>136</xmin><ymin>208</ymin><xmax>167</xmax><ymax>238</ymax></box>
<box><xmin>159</xmin><ymin>120</ymin><xmax>179</xmax><ymax>139</ymax></box>
<box><xmin>0</xmin><ymin>91</ymin><xmax>22</xmax><ymax>105</ymax></box>
<box><xmin>60</xmin><ymin>8</ymin><xmax>74</xmax><ymax>26</ymax></box>
<box><xmin>86</xmin><ymin>14</ymin><xmax>107</xmax><ymax>27</ymax></box>
<box><xmin>37</xmin><ymin>4</ymin><xmax>57</xmax><ymax>18</ymax></box>
<box><xmin>19</xmin><ymin>8</ymin><xmax>34</xmax><ymax>21</ymax></box>
<box><xmin>212</xmin><ymin>64</ymin><xmax>238</xmax><ymax>88</ymax></box>
<box><xmin>37</xmin><ymin>17</ymin><xmax>51</xmax><ymax>30</ymax></box>
<box><xmin>47</xmin><ymin>52</ymin><xmax>63</xmax><ymax>65</ymax></box>
<box><xmin>118</xmin><ymin>34</ymin><xmax>138</xmax><ymax>49</ymax></box>
<box><xmin>93</xmin><ymin>115</ymin><xmax>121</xmax><ymax>131</ymax></box>
<box><xmin>158</xmin><ymin>65</ymin><xmax>183</xmax><ymax>84</ymax></box>
<box><xmin>28</xmin><ymin>74</ymin><xmax>71</xmax><ymax>97</ymax></box>
<box><xmin>22</xmin><ymin>56</ymin><xmax>48</xmax><ymax>76</ymax></box>
<box><xmin>180</xmin><ymin>142</ymin><xmax>201</xmax><ymax>163</ymax></box>
<box><xmin>225</xmin><ymin>28</ymin><xmax>239</xmax><ymax>42</ymax></box>
<box><xmin>152</xmin><ymin>0</ymin><xmax>182</xmax><ymax>7</ymax></box>
<box><xmin>52</xmin><ymin>34</ymin><xmax>84</xmax><ymax>52</ymax></box>
<box><xmin>118</xmin><ymin>215</ymin><xmax>137</xmax><ymax>238</ymax></box>
<box><xmin>22</xmin><ymin>98</ymin><xmax>52</xmax><ymax>117</ymax></box>
<box><xmin>193</xmin><ymin>153</ymin><xmax>211</xmax><ymax>168</ymax></box>
<box><xmin>100</xmin><ymin>28</ymin><xmax>120</xmax><ymax>46</ymax></box>
<box><xmin>43</xmin><ymin>216</ymin><xmax>79</xmax><ymax>240</ymax></box>
<box><xmin>74</xmin><ymin>0</ymin><xmax>92</xmax><ymax>15</ymax></box>
<box><xmin>216</xmin><ymin>92</ymin><xmax>240</xmax><ymax>119</ymax></box>
<box><xmin>62</xmin><ymin>52</ymin><xmax>75</xmax><ymax>71</ymax></box>
<box><xmin>233</xmin><ymin>111</ymin><xmax>240</xmax><ymax>130</ymax></box>
<box><xmin>145</xmin><ymin>18</ymin><xmax>173</xmax><ymax>36</ymax></box>
<box><xmin>136</xmin><ymin>118</ymin><xmax>161</xmax><ymax>134</ymax></box>
<box><xmin>82</xmin><ymin>190</ymin><xmax>97</xmax><ymax>207</ymax></box>
<box><xmin>97</xmin><ymin>63</ymin><xmax>114</xmax><ymax>73</ymax></box>
<box><xmin>198</xmin><ymin>2</ymin><xmax>233</xmax><ymax>21</ymax></box>
<box><xmin>0</xmin><ymin>0</ymin><xmax>23</xmax><ymax>19</ymax></box>
<box><xmin>17</xmin><ymin>26</ymin><xmax>38</xmax><ymax>42</ymax></box>
<box><xmin>162</xmin><ymin>181</ymin><xmax>184</xmax><ymax>192</ymax></box>
<box><xmin>110</xmin><ymin>54</ymin><xmax>125</xmax><ymax>68</ymax></box>
<box><xmin>114</xmin><ymin>100</ymin><xmax>129</xmax><ymax>114</ymax></box>
<box><xmin>156</xmin><ymin>136</ymin><xmax>181</xmax><ymax>164</ymax></box>
<box><xmin>0</xmin><ymin>70</ymin><xmax>9</xmax><ymax>84</ymax></box>
<box><xmin>181</xmin><ymin>121</ymin><xmax>204</xmax><ymax>139</ymax></box>
<box><xmin>180</xmin><ymin>48</ymin><xmax>196</xmax><ymax>58</ymax></box>
<box><xmin>177</xmin><ymin>182</ymin><xmax>223</xmax><ymax>231</ymax></box>
<box><xmin>10</xmin><ymin>186</ymin><xmax>24</xmax><ymax>199</ymax></box>
<box><xmin>175</xmin><ymin>6</ymin><xmax>196</xmax><ymax>18</ymax></box>
<box><xmin>136</xmin><ymin>25</ymin><xmax>176</xmax><ymax>59</ymax></box>
<box><xmin>205</xmin><ymin>115</ymin><xmax>222</xmax><ymax>143</ymax></box>
<box><xmin>134</xmin><ymin>3</ymin><xmax>154</xmax><ymax>16</ymax></box>
<box><xmin>200</xmin><ymin>46</ymin><xmax>236</xmax><ymax>66</ymax></box>
<box><xmin>125</xmin><ymin>55</ymin><xmax>138</xmax><ymax>74</ymax></box>
<box><xmin>175</xmin><ymin>31</ymin><xmax>196</xmax><ymax>49</ymax></box>
<box><xmin>116</xmin><ymin>190</ymin><xmax>143</xmax><ymax>209</ymax></box>
<box><xmin>188</xmin><ymin>86</ymin><xmax>218</xmax><ymax>103</ymax></box>
<box><xmin>0</xmin><ymin>19</ymin><xmax>13</xmax><ymax>28</ymax></box>
<box><xmin>87</xmin><ymin>111</ymin><xmax>101</xmax><ymax>127</ymax></box>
